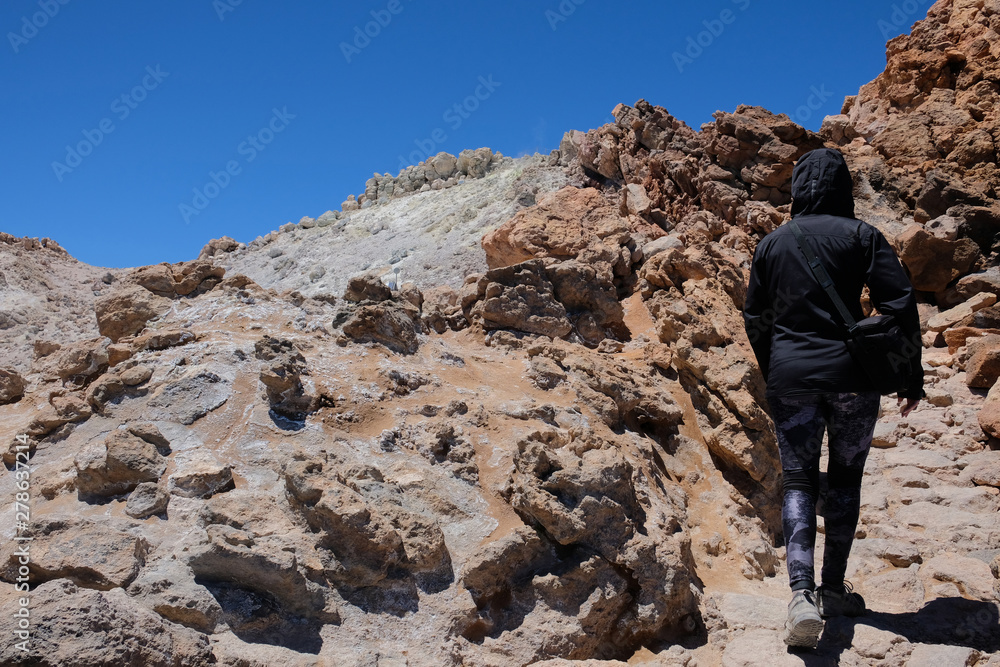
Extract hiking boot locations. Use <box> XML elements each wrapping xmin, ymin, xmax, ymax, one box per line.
<box><xmin>816</xmin><ymin>582</ymin><xmax>866</xmax><ymax>618</ymax></box>
<box><xmin>782</xmin><ymin>589</ymin><xmax>824</xmax><ymax>648</ymax></box>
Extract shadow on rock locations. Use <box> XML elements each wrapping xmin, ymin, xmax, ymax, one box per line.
<box><xmin>255</xmin><ymin>336</ymin><xmax>318</xmax><ymax>425</ymax></box>
<box><xmin>267</xmin><ymin>408</ymin><xmax>307</xmax><ymax>432</ymax></box>
<box><xmin>339</xmin><ymin>575</ymin><xmax>421</xmax><ymax>617</ymax></box>
<box><xmin>815</xmin><ymin>597</ymin><xmax>1000</xmax><ymax>661</ymax></box>
<box><xmin>197</xmin><ymin>579</ymin><xmax>324</xmax><ymax>654</ymax></box>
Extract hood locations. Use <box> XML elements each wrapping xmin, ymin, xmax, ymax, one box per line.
<box><xmin>791</xmin><ymin>148</ymin><xmax>855</xmax><ymax>218</ymax></box>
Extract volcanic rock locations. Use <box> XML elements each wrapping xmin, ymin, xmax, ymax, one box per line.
<box><xmin>896</xmin><ymin>225</ymin><xmax>981</xmax><ymax>292</ymax></box>
<box><xmin>0</xmin><ymin>579</ymin><xmax>214</xmax><ymax>666</ymax></box>
<box><xmin>0</xmin><ymin>368</ymin><xmax>25</xmax><ymax>404</ymax></box>
<box><xmin>0</xmin><ymin>516</ymin><xmax>148</xmax><ymax>590</ymax></box>
<box><xmin>341</xmin><ymin>301</ymin><xmax>421</xmax><ymax>355</ymax></box>
<box><xmin>125</xmin><ymin>482</ymin><xmax>170</xmax><ymax>519</ymax></box>
<box><xmin>966</xmin><ymin>335</ymin><xmax>1000</xmax><ymax>389</ymax></box>
<box><xmin>95</xmin><ymin>284</ymin><xmax>171</xmax><ymax>342</ymax></box>
<box><xmin>75</xmin><ymin>429</ymin><xmax>167</xmax><ymax>499</ymax></box>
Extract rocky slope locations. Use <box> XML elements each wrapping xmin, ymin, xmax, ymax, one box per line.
<box><xmin>2</xmin><ymin>0</ymin><xmax>1000</xmax><ymax>665</ymax></box>
<box><xmin>216</xmin><ymin>150</ymin><xmax>571</xmax><ymax>300</ymax></box>
<box><xmin>0</xmin><ymin>233</ymin><xmax>121</xmax><ymax>375</ymax></box>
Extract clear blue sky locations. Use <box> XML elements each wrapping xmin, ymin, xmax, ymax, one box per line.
<box><xmin>2</xmin><ymin>0</ymin><xmax>935</xmax><ymax>268</ymax></box>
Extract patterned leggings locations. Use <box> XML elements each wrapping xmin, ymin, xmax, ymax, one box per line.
<box><xmin>769</xmin><ymin>392</ymin><xmax>881</xmax><ymax>591</ymax></box>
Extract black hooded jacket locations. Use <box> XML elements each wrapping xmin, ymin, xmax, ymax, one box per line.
<box><xmin>743</xmin><ymin>148</ymin><xmax>924</xmax><ymax>398</ymax></box>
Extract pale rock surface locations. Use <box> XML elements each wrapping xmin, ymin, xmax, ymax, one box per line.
<box><xmin>95</xmin><ymin>284</ymin><xmax>172</xmax><ymax>343</ymax></box>
<box><xmin>0</xmin><ymin>233</ymin><xmax>116</xmax><ymax>375</ymax></box>
<box><xmin>0</xmin><ymin>516</ymin><xmax>148</xmax><ymax>590</ymax></box>
<box><xmin>0</xmin><ymin>579</ymin><xmax>214</xmax><ymax>666</ymax></box>
<box><xmin>125</xmin><ymin>481</ymin><xmax>170</xmax><ymax>518</ymax></box>
<box><xmin>220</xmin><ymin>153</ymin><xmax>571</xmax><ymax>301</ymax></box>
<box><xmin>0</xmin><ymin>368</ymin><xmax>25</xmax><ymax>404</ymax></box>
<box><xmin>928</xmin><ymin>291</ymin><xmax>997</xmax><ymax>331</ymax></box>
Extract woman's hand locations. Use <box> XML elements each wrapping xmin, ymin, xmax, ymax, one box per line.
<box><xmin>898</xmin><ymin>397</ymin><xmax>920</xmax><ymax>417</ymax></box>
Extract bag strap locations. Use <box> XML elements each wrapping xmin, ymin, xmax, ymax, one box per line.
<box><xmin>787</xmin><ymin>220</ymin><xmax>860</xmax><ymax>333</ymax></box>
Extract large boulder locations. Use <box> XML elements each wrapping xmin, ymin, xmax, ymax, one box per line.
<box><xmin>0</xmin><ymin>579</ymin><xmax>214</xmax><ymax>666</ymax></box>
<box><xmin>0</xmin><ymin>368</ymin><xmax>25</xmax><ymax>404</ymax></box>
<box><xmin>979</xmin><ymin>381</ymin><xmax>1000</xmax><ymax>440</ymax></box>
<box><xmin>495</xmin><ymin>427</ymin><xmax>697</xmax><ymax>659</ymax></box>
<box><xmin>577</xmin><ymin>126</ymin><xmax>624</xmax><ymax>180</ymax></box>
<box><xmin>927</xmin><ymin>292</ymin><xmax>997</xmax><ymax>331</ymax></box>
<box><xmin>125</xmin><ymin>482</ymin><xmax>170</xmax><ymax>519</ymax></box>
<box><xmin>464</xmin><ymin>257</ymin><xmax>630</xmax><ymax>345</ymax></box>
<box><xmin>283</xmin><ymin>456</ymin><xmax>452</xmax><ymax>590</ymax></box>
<box><xmin>940</xmin><ymin>267</ymin><xmax>1000</xmax><ymax>308</ymax></box>
<box><xmin>482</xmin><ymin>187</ymin><xmax>632</xmax><ymax>274</ymax></box>
<box><xmin>456</xmin><ymin>147</ymin><xmax>494</xmax><ymax>178</ymax></box>
<box><xmin>25</xmin><ymin>392</ymin><xmax>93</xmax><ymax>438</ymax></box>
<box><xmin>467</xmin><ymin>260</ymin><xmax>573</xmax><ymax>339</ymax></box>
<box><xmin>895</xmin><ymin>225</ymin><xmax>981</xmax><ymax>292</ymax></box>
<box><xmin>428</xmin><ymin>152</ymin><xmax>458</xmax><ymax>180</ymax></box>
<box><xmin>343</xmin><ymin>273</ymin><xmax>392</xmax><ymax>303</ymax></box>
<box><xmin>339</xmin><ymin>274</ymin><xmax>423</xmax><ymax>354</ymax></box>
<box><xmin>75</xmin><ymin>429</ymin><xmax>168</xmax><ymax>499</ymax></box>
<box><xmin>547</xmin><ymin>260</ymin><xmax>628</xmax><ymax>343</ymax></box>
<box><xmin>0</xmin><ymin>516</ymin><xmax>149</xmax><ymax>590</ymax></box>
<box><xmin>84</xmin><ymin>372</ymin><xmax>126</xmax><ymax>412</ymax></box>
<box><xmin>421</xmin><ymin>286</ymin><xmax>467</xmax><ymax>334</ymax></box>
<box><xmin>95</xmin><ymin>285</ymin><xmax>171</xmax><ymax>342</ymax></box>
<box><xmin>132</xmin><ymin>260</ymin><xmax>225</xmax><ymax>297</ymax></box>
<box><xmin>341</xmin><ymin>302</ymin><xmax>420</xmax><ymax>355</ymax></box>
<box><xmin>198</xmin><ymin>235</ymin><xmax>242</xmax><ymax>260</ymax></box>
<box><xmin>167</xmin><ymin>451</ymin><xmax>234</xmax><ymax>499</ymax></box>
<box><xmin>966</xmin><ymin>335</ymin><xmax>1000</xmax><ymax>389</ymax></box>
<box><xmin>32</xmin><ymin>337</ymin><xmax>110</xmax><ymax>384</ymax></box>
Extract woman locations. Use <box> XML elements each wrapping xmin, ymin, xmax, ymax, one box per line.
<box><xmin>743</xmin><ymin>148</ymin><xmax>924</xmax><ymax>648</ymax></box>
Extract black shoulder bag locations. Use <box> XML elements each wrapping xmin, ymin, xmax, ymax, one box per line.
<box><xmin>788</xmin><ymin>220</ymin><xmax>913</xmax><ymax>396</ymax></box>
